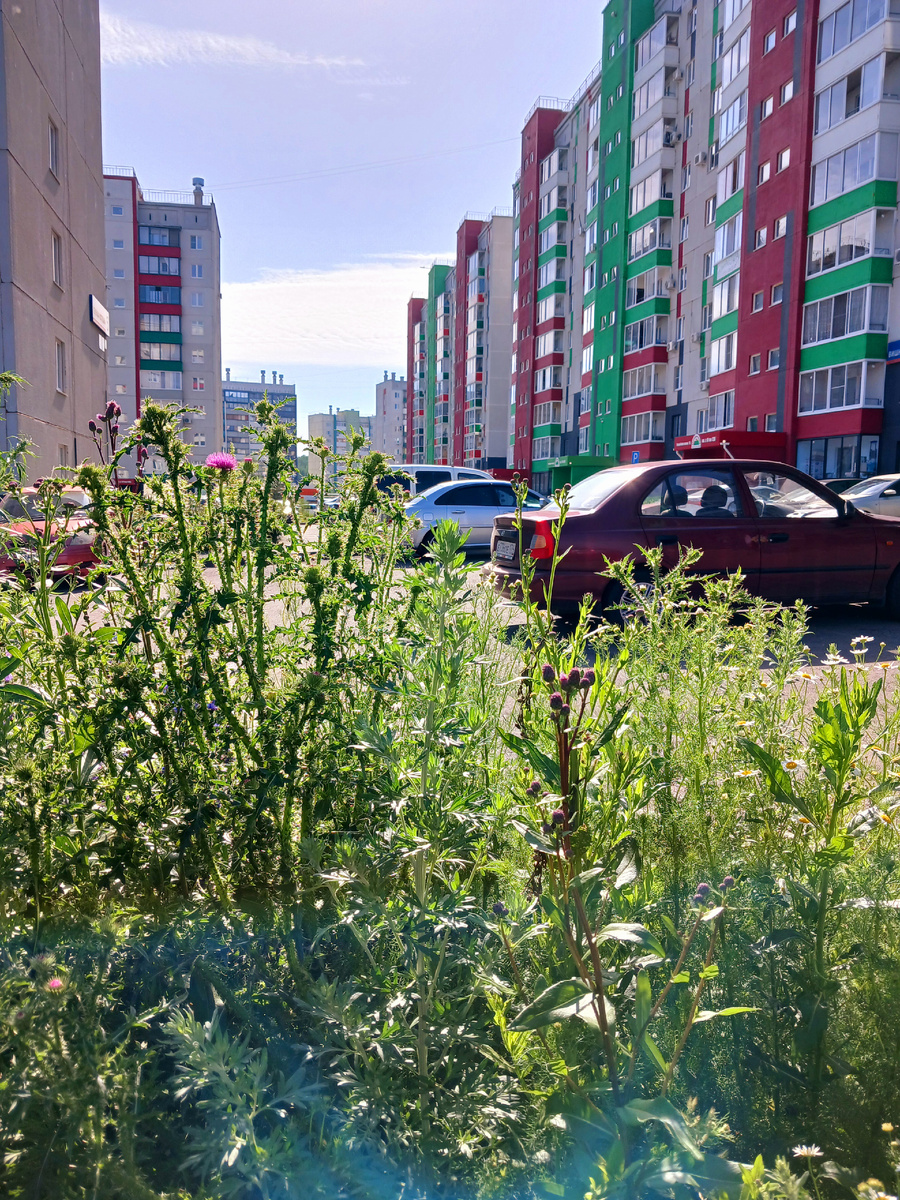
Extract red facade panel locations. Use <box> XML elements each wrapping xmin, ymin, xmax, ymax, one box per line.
<box><xmin>454</xmin><ymin>219</ymin><xmax>484</xmax><ymax>465</ymax></box>
<box><xmin>406</xmin><ymin>297</ymin><xmax>426</xmax><ymax>460</ymax></box>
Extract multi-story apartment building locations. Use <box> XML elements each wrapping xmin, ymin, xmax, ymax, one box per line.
<box><xmin>406</xmin><ymin>211</ymin><xmax>514</xmax><ymax>470</ymax></box>
<box><xmin>223</xmin><ymin>369</ymin><xmax>297</xmax><ymax>463</ymax></box>
<box><xmin>372</xmin><ymin>371</ymin><xmax>406</xmax><ymax>461</ymax></box>
<box><xmin>306</xmin><ymin>407</ymin><xmax>373</xmax><ymax>480</ymax></box>
<box><xmin>0</xmin><ymin>0</ymin><xmax>108</xmax><ymax>478</ymax></box>
<box><xmin>103</xmin><ymin>170</ymin><xmax>223</xmax><ymax>475</ymax></box>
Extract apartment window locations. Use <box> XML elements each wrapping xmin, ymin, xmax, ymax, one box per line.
<box><xmin>685</xmin><ymin>112</ymin><xmax>694</xmax><ymax>139</ymax></box>
<box><xmin>781</xmin><ymin>80</ymin><xmax>794</xmax><ymax>104</ymax></box>
<box><xmin>798</xmin><ymin>361</ymin><xmax>882</xmax><ymax>413</ymax></box>
<box><xmin>682</xmin><ymin>164</ymin><xmax>692</xmax><ymax>190</ymax></box>
<box><xmin>48</xmin><ymin>120</ymin><xmax>60</xmax><ymax>177</ymax></box>
<box><xmin>705</xmin><ymin>197</ymin><xmax>717</xmax><ymax>225</ymax></box>
<box><xmin>581</xmin><ymin>344</ymin><xmax>594</xmax><ymax>376</ymax></box>
<box><xmin>58</xmin><ymin>443</ymin><xmax>69</xmax><ymax>468</ymax></box>
<box><xmin>140</xmin><ymin>342</ymin><xmax>180</xmax><ymax>362</ymax></box>
<box><xmin>768</xmin><ymin>349</ymin><xmax>781</xmax><ymax>369</ymax></box>
<box><xmin>680</xmin><ymin>216</ymin><xmax>689</xmax><ymax>242</ymax></box>
<box><xmin>721</xmin><ymin>29</ymin><xmax>750</xmax><ymax>86</ymax></box>
<box><xmin>774</xmin><ymin>215</ymin><xmax>787</xmax><ymax>239</ymax></box>
<box><xmin>815</xmin><ymin>57</ymin><xmax>881</xmax><ymax>135</ymax></box>
<box><xmin>192</xmin><ymin>377</ymin><xmax>205</xmax><ymax>391</ymax></box>
<box><xmin>755</xmin><ymin>226</ymin><xmax>767</xmax><ymax>249</ymax></box>
<box><xmin>190</xmin><ymin>235</ymin><xmax>203</xmax><ymax>250</ymax></box>
<box><xmin>784</xmin><ymin>10</ymin><xmax>797</xmax><ymax>34</ymax></box>
<box><xmin>747</xmin><ymin>417</ymin><xmax>758</xmax><ymax>431</ymax></box>
<box><xmin>55</xmin><ymin>340</ymin><xmax>66</xmax><ymax>392</ymax></box>
<box><xmin>764</xmin><ymin>29</ymin><xmax>776</xmax><ymax>53</ymax></box>
<box><xmin>772</xmin><ymin>283</ymin><xmax>784</xmax><ymax>304</ymax></box>
<box><xmin>114</xmin><ymin>298</ymin><xmax>125</xmax><ymax>308</ymax></box>
<box><xmin>686</xmin><ymin>59</ymin><xmax>695</xmax><ymax>85</ymax></box>
<box><xmin>758</xmin><ymin>161</ymin><xmax>771</xmax><ymax>184</ymax></box>
<box><xmin>777</xmin><ymin>148</ymin><xmax>791</xmax><ymax>172</ymax></box>
<box><xmin>111</xmin><ymin>205</ymin><xmax>123</xmax><ymax>216</ymax></box>
<box><xmin>139</xmin><ymin>284</ymin><xmax>181</xmax><ymax>305</ymax></box>
<box><xmin>191</xmin><ymin>292</ymin><xmax>204</xmax><ymax>307</ymax></box>
<box><xmin>802</xmin><ymin>285</ymin><xmax>889</xmax><ymax>343</ymax></box>
<box><xmin>713</xmin><ymin>272</ymin><xmax>740</xmax><ymax>320</ymax></box>
<box><xmin>702</xmin><ymin>302</ymin><xmax>712</xmax><ymax>330</ymax></box>
<box><xmin>679</xmin><ymin>267</ymin><xmax>688</xmax><ymax>291</ymax></box>
<box><xmin>115</xmin><ymin>327</ymin><xmax>126</xmax><ymax>337</ymax></box>
<box><xmin>191</xmin><ymin>264</ymin><xmax>203</xmax><ymax>279</ymax></box>
<box><xmin>716</xmin><ymin>150</ymin><xmax>745</xmax><ymax>204</ymax></box>
<box><xmin>810</xmin><ymin>133</ymin><xmax>897</xmax><ymax>206</ymax></box>
<box><xmin>676</xmin><ymin>316</ymin><xmax>685</xmax><ymax>342</ymax></box>
<box><xmin>589</xmin><ymin>97</ymin><xmax>600</xmax><ymax>127</ymax></box>
<box><xmin>623</xmin><ymin>363</ymin><xmax>666</xmax><ymax>398</ymax></box>
<box><xmin>749</xmin><ymin>354</ymin><xmax>761</xmax><ymax>374</ymax></box>
<box><xmin>51</xmin><ymin>232</ymin><xmax>63</xmax><ymax>287</ymax></box>
<box><xmin>115</xmin><ymin>384</ymin><xmax>127</xmax><ymax>394</ymax></box>
<box><xmin>703</xmin><ymin>251</ymin><xmax>714</xmax><ymax>278</ymax></box>
<box><xmin>818</xmin><ymin>0</ymin><xmax>884</xmax><ymax>63</ymax></box>
<box><xmin>192</xmin><ymin>320</ymin><xmax>204</xmax><ymax>336</ymax></box>
<box><xmin>113</xmin><ymin>268</ymin><xmax>125</xmax><ymax>279</ymax></box>
<box><xmin>621</xmin><ymin>411</ymin><xmax>665</xmax><ymax>445</ymax></box>
<box><xmin>191</xmin><ymin>349</ymin><xmax>205</xmax><ymax>364</ymax></box>
<box><xmin>141</xmin><ymin>313</ymin><xmax>181</xmax><ymax>333</ymax></box>
<box><xmin>720</xmin><ymin>91</ymin><xmax>748</xmax><ymax>144</ymax></box>
<box><xmin>113</xmin><ymin>238</ymin><xmax>124</xmax><ymax>250</ymax></box>
<box><xmin>140</xmin><ymin>370</ymin><xmax>182</xmax><ymax>390</ymax></box>
<box><xmin>752</xmin><ymin>291</ymin><xmax>763</xmax><ymax>312</ymax></box>
<box><xmin>711</xmin><ymin>332</ymin><xmax>736</xmax><ymax>374</ymax></box>
<box><xmin>761</xmin><ymin>96</ymin><xmax>774</xmax><ymax>120</ymax></box>
<box><xmin>114</xmin><ymin>355</ymin><xmax>126</xmax><ymax>366</ymax></box>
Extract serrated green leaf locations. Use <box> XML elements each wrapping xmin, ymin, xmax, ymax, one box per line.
<box><xmin>693</xmin><ymin>1006</ymin><xmax>757</xmax><ymax>1023</ymax></box>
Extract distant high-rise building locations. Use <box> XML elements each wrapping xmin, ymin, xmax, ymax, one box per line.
<box><xmin>306</xmin><ymin>407</ymin><xmax>373</xmax><ymax>480</ymax></box>
<box><xmin>372</xmin><ymin>371</ymin><xmax>406</xmax><ymax>461</ymax></box>
<box><xmin>223</xmin><ymin>368</ymin><xmax>297</xmax><ymax>463</ymax></box>
<box><xmin>103</xmin><ymin>169</ymin><xmax>223</xmax><ymax>476</ymax></box>
<box><xmin>0</xmin><ymin>0</ymin><xmax>108</xmax><ymax>478</ymax></box>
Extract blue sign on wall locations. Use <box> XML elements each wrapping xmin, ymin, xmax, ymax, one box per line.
<box><xmin>888</xmin><ymin>340</ymin><xmax>900</xmax><ymax>362</ymax></box>
<box><xmin>631</xmin><ymin>450</ymin><xmax>640</xmax><ymax>463</ymax></box>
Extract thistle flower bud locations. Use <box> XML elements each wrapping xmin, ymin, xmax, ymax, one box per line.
<box><xmin>541</xmin><ymin>663</ymin><xmax>555</xmax><ymax>684</ymax></box>
<box><xmin>114</xmin><ymin>404</ymin><xmax>122</xmax><ymax>417</ymax></box>
<box><xmin>492</xmin><ymin>901</ymin><xmax>509</xmax><ymax>918</ymax></box>
<box><xmin>721</xmin><ymin>875</ymin><xmax>735</xmax><ymax>891</ymax></box>
<box><xmin>568</xmin><ymin>667</ymin><xmax>581</xmax><ymax>689</ymax></box>
<box><xmin>551</xmin><ymin>808</ymin><xmax>566</xmax><ymax>826</ymax></box>
<box><xmin>581</xmin><ymin>668</ymin><xmax>596</xmax><ymax>689</ymax></box>
<box><xmin>696</xmin><ymin>882</ymin><xmax>711</xmax><ymax>897</ymax></box>
<box><xmin>106</xmin><ymin>400</ymin><xmax>117</xmax><ymax>418</ymax></box>
<box><xmin>527</xmin><ymin>780</ymin><xmax>541</xmax><ymax>796</ymax></box>
<box><xmin>541</xmin><ymin>822</ymin><xmax>553</xmax><ymax>836</ymax></box>
<box><xmin>110</xmin><ymin>424</ymin><xmax>119</xmax><ymax>436</ymax></box>
<box><xmin>88</xmin><ymin>420</ymin><xmax>97</xmax><ymax>433</ymax></box>
<box><xmin>549</xmin><ymin>692</ymin><xmax>563</xmax><ymax>712</ymax></box>
<box><xmin>560</xmin><ymin>703</ymin><xmax>571</xmax><ymax>720</ymax></box>
<box><xmin>691</xmin><ymin>893</ymin><xmax>704</xmax><ymax>905</ymax></box>
<box><xmin>96</xmin><ymin>413</ymin><xmax>105</xmax><ymax>424</ymax></box>
<box><xmin>559</xmin><ymin>672</ymin><xmax>571</xmax><ymax>691</ymax></box>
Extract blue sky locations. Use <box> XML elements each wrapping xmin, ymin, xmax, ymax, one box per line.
<box><xmin>100</xmin><ymin>1</ymin><xmax>604</xmax><ymax>434</ymax></box>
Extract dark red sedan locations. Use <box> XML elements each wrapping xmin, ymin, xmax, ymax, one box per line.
<box><xmin>488</xmin><ymin>459</ymin><xmax>900</xmax><ymax>616</ymax></box>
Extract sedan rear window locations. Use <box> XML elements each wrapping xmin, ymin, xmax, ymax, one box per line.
<box><xmin>564</xmin><ymin>467</ymin><xmax>639</xmax><ymax>511</ymax></box>
<box><xmin>843</xmin><ymin>477</ymin><xmax>896</xmax><ymax>500</ymax></box>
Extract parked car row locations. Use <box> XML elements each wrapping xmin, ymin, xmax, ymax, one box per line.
<box><xmin>0</xmin><ymin>487</ymin><xmax>100</xmax><ymax>580</ymax></box>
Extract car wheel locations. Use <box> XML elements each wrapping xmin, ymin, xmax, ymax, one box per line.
<box><xmin>885</xmin><ymin>568</ymin><xmax>900</xmax><ymax>619</ymax></box>
<box><xmin>601</xmin><ymin>571</ymin><xmax>655</xmax><ymax>625</ymax></box>
<box><xmin>415</xmin><ymin>530</ymin><xmax>434</xmax><ymax>559</ymax></box>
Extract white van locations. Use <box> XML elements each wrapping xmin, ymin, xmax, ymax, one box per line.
<box><xmin>375</xmin><ymin>464</ymin><xmax>492</xmax><ymax>498</ymax></box>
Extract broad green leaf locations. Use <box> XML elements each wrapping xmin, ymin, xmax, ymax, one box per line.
<box><xmin>614</xmin><ymin>843</ymin><xmax>640</xmax><ymax>889</ymax></box>
<box><xmin>509</xmin><ymin>977</ymin><xmax>613</xmax><ymax>1031</ymax></box>
<box><xmin>702</xmin><ymin>905</ymin><xmax>725</xmax><ymax>923</ymax></box>
<box><xmin>0</xmin><ymin>682</ymin><xmax>49</xmax><ymax>707</ymax></box>
<box><xmin>512</xmin><ymin>820</ymin><xmax>556</xmax><ymax>854</ymax></box>
<box><xmin>736</xmin><ymin>737</ymin><xmax>814</xmax><ymax>822</ymax></box>
<box><xmin>670</xmin><ymin>971</ymin><xmax>690</xmax><ymax>983</ymax></box>
<box><xmin>0</xmin><ymin>656</ymin><xmax>21</xmax><ymax>677</ymax></box>
<box><xmin>499</xmin><ymin>729</ymin><xmax>561</xmax><ymax>789</ymax></box>
<box><xmin>693</xmin><ymin>1006</ymin><xmax>757</xmax><ymax>1023</ymax></box>
<box><xmin>620</xmin><ymin>1096</ymin><xmax>700</xmax><ymax>1155</ymax></box>
<box><xmin>645</xmin><ymin>1152</ymin><xmax>747</xmax><ymax>1196</ymax></box>
<box><xmin>54</xmin><ymin>595</ymin><xmax>74</xmax><ymax>632</ymax></box>
<box><xmin>698</xmin><ymin>963</ymin><xmax>719</xmax><ymax>980</ymax></box>
<box><xmin>597</xmin><ymin>922</ymin><xmax>665</xmax><ymax>959</ymax></box>
<box><xmin>634</xmin><ymin>969</ymin><xmax>651</xmax><ymax>1032</ymax></box>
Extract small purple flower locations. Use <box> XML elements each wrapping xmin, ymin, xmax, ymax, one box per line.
<box><xmin>205</xmin><ymin>452</ymin><xmax>238</xmax><ymax>472</ymax></box>
<box><xmin>549</xmin><ymin>692</ymin><xmax>563</xmax><ymax>712</ymax></box>
<box><xmin>541</xmin><ymin>663</ymin><xmax>555</xmax><ymax>684</ymax></box>
<box><xmin>559</xmin><ymin>672</ymin><xmax>571</xmax><ymax>691</ymax></box>
<box><xmin>541</xmin><ymin>822</ymin><xmax>554</xmax><ymax>837</ymax></box>
<box><xmin>581</xmin><ymin>668</ymin><xmax>596</xmax><ymax>689</ymax></box>
<box><xmin>207</xmin><ymin>701</ymin><xmax>218</xmax><ymax>712</ymax></box>
<box><xmin>696</xmin><ymin>882</ymin><xmax>711</xmax><ymax>897</ymax></box>
<box><xmin>106</xmin><ymin>401</ymin><xmax>117</xmax><ymax>419</ymax></box>
<box><xmin>3</xmin><ymin>674</ymin><xmax>12</xmax><ymax>684</ymax></box>
<box><xmin>88</xmin><ymin>420</ymin><xmax>97</xmax><ymax>434</ymax></box>
<box><xmin>243</xmin><ymin>458</ymin><xmax>253</xmax><ymax>466</ymax></box>
<box><xmin>560</xmin><ymin>703</ymin><xmax>571</xmax><ymax>720</ymax></box>
<box><xmin>551</xmin><ymin>808</ymin><xmax>566</xmax><ymax>826</ymax></box>
<box><xmin>110</xmin><ymin>424</ymin><xmax>120</xmax><ymax>437</ymax></box>
<box><xmin>691</xmin><ymin>893</ymin><xmax>704</xmax><ymax>905</ymax></box>
<box><xmin>46</xmin><ymin>978</ymin><xmax>64</xmax><ymax>992</ymax></box>
<box><xmin>721</xmin><ymin>875</ymin><xmax>735</xmax><ymax>891</ymax></box>
<box><xmin>526</xmin><ymin>780</ymin><xmax>541</xmax><ymax>797</ymax></box>
<box><xmin>492</xmin><ymin>901</ymin><xmax>509</xmax><ymax>918</ymax></box>
<box><xmin>96</xmin><ymin>414</ymin><xmax>105</xmax><ymax>424</ymax></box>
<box><xmin>568</xmin><ymin>667</ymin><xmax>581</xmax><ymax>689</ymax></box>
<box><xmin>114</xmin><ymin>404</ymin><xmax>122</xmax><ymax>418</ymax></box>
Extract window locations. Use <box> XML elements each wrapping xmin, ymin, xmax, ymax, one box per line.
<box><xmin>711</xmin><ymin>332</ymin><xmax>736</xmax><ymax>374</ymax></box>
<box><xmin>758</xmin><ymin>161</ymin><xmax>771</xmax><ymax>184</ymax></box>
<box><xmin>191</xmin><ymin>292</ymin><xmax>204</xmax><ymax>308</ymax></box>
<box><xmin>114</xmin><ymin>355</ymin><xmax>126</xmax><ymax>366</ymax></box>
<box><xmin>705</xmin><ymin>196</ymin><xmax>717</xmax><ymax>224</ymax></box>
<box><xmin>720</xmin><ymin>91</ymin><xmax>748</xmax><ymax>144</ymax></box>
<box><xmin>623</xmin><ymin>364</ymin><xmax>666</xmax><ymax>398</ymax></box>
<box><xmin>140</xmin><ymin>342</ymin><xmax>180</xmax><ymax>362</ymax></box>
<box><xmin>761</xmin><ymin>95</ymin><xmax>774</xmax><ymax>120</ymax></box>
<box><xmin>114</xmin><ymin>298</ymin><xmax>125</xmax><ymax>308</ymax></box>
<box><xmin>752</xmin><ymin>291</ymin><xmax>763</xmax><ymax>312</ymax></box>
<box><xmin>629</xmin><ymin>171</ymin><xmax>668</xmax><ymax>215</ymax></box>
<box><xmin>631</xmin><ymin>123</ymin><xmax>666</xmax><ymax>168</ymax></box>
<box><xmin>716</xmin><ymin>151</ymin><xmax>745</xmax><ymax>204</ymax></box>
<box><xmin>702</xmin><ymin>303</ymin><xmax>712</xmax><ymax>330</ymax></box>
<box><xmin>532</xmin><ymin>435</ymin><xmax>561</xmax><ymax>461</ymax></box>
<box><xmin>806</xmin><ymin>211</ymin><xmax>889</xmax><ymax>276</ymax></box>
<box><xmin>764</xmin><ymin>29</ymin><xmax>776</xmax><ymax>53</ymax></box>
<box><xmin>798</xmin><ymin>362</ymin><xmax>884</xmax><ymax>413</ymax></box>
<box><xmin>679</xmin><ymin>267</ymin><xmax>688</xmax><ymax>291</ymax></box>
<box><xmin>190</xmin><ymin>235</ymin><xmax>203</xmax><ymax>250</ymax></box>
<box><xmin>633</xmin><ymin>68</ymin><xmax>665</xmax><ymax>119</ymax></box>
<box><xmin>139</xmin><ymin>284</ymin><xmax>181</xmax><ymax>305</ymax></box>
<box><xmin>191</xmin><ymin>320</ymin><xmax>204</xmax><ymax>336</ymax></box>
<box><xmin>113</xmin><ymin>238</ymin><xmax>124</xmax><ymax>250</ymax></box>
<box><xmin>802</xmin><ymin>285</ymin><xmax>889</xmax><ymax>343</ymax></box>
<box><xmin>141</xmin><ymin>313</ymin><xmax>180</xmax><ymax>333</ymax></box>
<box><xmin>765</xmin><ymin>414</ymin><xmax>778</xmax><ymax>432</ymax></box>
<box><xmin>621</xmin><ymin>412</ymin><xmax>665</xmax><ymax>445</ymax></box>
<box><xmin>140</xmin><ymin>370</ymin><xmax>182</xmax><ymax>390</ymax></box>
<box><xmin>784</xmin><ymin>10</ymin><xmax>797</xmax><ymax>34</ymax></box>
<box><xmin>747</xmin><ymin>416</ymin><xmax>758</xmax><ymax>432</ymax></box>
<box><xmin>583</xmin><ymin>303</ymin><xmax>595</xmax><ymax>334</ymax></box>
<box><xmin>712</xmin><ymin>272</ymin><xmax>740</xmax><ymax>319</ymax></box>
<box><xmin>818</xmin><ymin>0</ymin><xmax>886</xmax><ymax>64</ymax></box>
<box><xmin>115</xmin><ymin>383</ymin><xmax>126</xmax><ymax>394</ymax></box>
<box><xmin>191</xmin><ymin>264</ymin><xmax>203</xmax><ymax>279</ymax></box>
<box><xmin>113</xmin><ymin>268</ymin><xmax>125</xmax><ymax>279</ymax></box>
<box><xmin>755</xmin><ymin>226</ymin><xmax>767</xmax><ymax>249</ymax></box>
<box><xmin>699</xmin><ymin>391</ymin><xmax>735</xmax><ymax>432</ymax></box>
<box><xmin>777</xmin><ymin>148</ymin><xmax>790</xmax><ymax>172</ymax></box>
<box><xmin>781</xmin><ymin>80</ymin><xmax>794</xmax><ymax>104</ymax></box>
<box><xmin>641</xmin><ymin>468</ymin><xmax>742</xmax><ymax>513</ymax></box>
<box><xmin>115</xmin><ymin>327</ymin><xmax>126</xmax><ymax>336</ymax></box>
<box><xmin>192</xmin><ymin>377</ymin><xmax>205</xmax><ymax>391</ymax></box>
<box><xmin>55</xmin><ymin>340</ymin><xmax>66</xmax><ymax>392</ymax></box>
<box><xmin>139</xmin><ymin>226</ymin><xmax>178</xmax><ymax>247</ymax></box>
<box><xmin>534</xmin><ymin>365</ymin><xmax>563</xmax><ymax>392</ymax></box>
<box><xmin>809</xmin><ymin>133</ymin><xmax>896</xmax><ymax>206</ymax></box>
<box><xmin>703</xmin><ymin>251</ymin><xmax>714</xmax><ymax>278</ymax></box>
<box><xmin>634</xmin><ymin>16</ymin><xmax>669</xmax><ymax>71</ymax></box>
<box><xmin>749</xmin><ymin>354</ymin><xmax>761</xmax><ymax>374</ymax></box>
<box><xmin>138</xmin><ymin>255</ymin><xmax>180</xmax><ymax>276</ymax></box>
<box><xmin>48</xmin><ymin>120</ymin><xmax>60</xmax><ymax>176</ymax></box>
<box><xmin>627</xmin><ymin>217</ymin><xmax>672</xmax><ymax>262</ymax></box>
<box><xmin>111</xmin><ymin>205</ymin><xmax>123</xmax><ymax>216</ymax></box>
<box><xmin>624</xmin><ymin>315</ymin><xmax>668</xmax><ymax>352</ymax></box>
<box><xmin>722</xmin><ymin>29</ymin><xmax>750</xmax><ymax>85</ymax></box>
<box><xmin>684</xmin><ymin>111</ymin><xmax>693</xmax><ymax>139</ymax></box>
<box><xmin>578</xmin><ymin>426</ymin><xmax>590</xmax><ymax>453</ymax></box>
<box><xmin>814</xmin><ymin>57</ymin><xmax>881</xmax><ymax>134</ymax></box>
<box><xmin>51</xmin><ymin>232</ymin><xmax>62</xmax><ymax>287</ymax></box>
<box><xmin>768</xmin><ymin>348</ymin><xmax>781</xmax><ymax>369</ymax></box>
<box><xmin>772</xmin><ymin>283</ymin><xmax>784</xmax><ymax>304</ymax></box>
<box><xmin>680</xmin><ymin>216</ymin><xmax>689</xmax><ymax>242</ymax></box>
<box><xmin>723</xmin><ymin>0</ymin><xmax>750</xmax><ymax>27</ymax></box>
<box><xmin>774</xmin><ymin>215</ymin><xmax>787</xmax><ymax>239</ymax></box>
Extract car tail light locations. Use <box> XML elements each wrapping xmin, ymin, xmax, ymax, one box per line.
<box><xmin>529</xmin><ymin>520</ymin><xmax>555</xmax><ymax>560</ymax></box>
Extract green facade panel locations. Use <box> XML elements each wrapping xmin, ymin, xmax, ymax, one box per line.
<box><xmin>538</xmin><ymin>207</ymin><xmax>568</xmax><ymax>232</ymax></box>
<box><xmin>803</xmin><ymin>256</ymin><xmax>894</xmax><ymax>302</ymax></box>
<box><xmin>715</xmin><ymin>189</ymin><xmax>744</xmax><ymax>226</ymax></box>
<box><xmin>710</xmin><ymin>311</ymin><xmax>738</xmax><ymax>340</ymax></box>
<box><xmin>624</xmin><ymin>296</ymin><xmax>671</xmax><ymax>324</ymax></box>
<box><xmin>625</xmin><ymin>248</ymin><xmax>673</xmax><ymax>279</ymax></box>
<box><xmin>799</xmin><ymin>333</ymin><xmax>888</xmax><ymax>372</ymax></box>
<box><xmin>139</xmin><ymin>330</ymin><xmax>181</xmax><ymax>344</ymax></box>
<box><xmin>532</xmin><ymin>422</ymin><xmax>562</xmax><ymax>437</ymax></box>
<box><xmin>537</xmin><ymin>281</ymin><xmax>567</xmax><ymax>301</ymax></box>
<box><xmin>806</xmin><ymin>181</ymin><xmax>898</xmax><ymax>235</ymax></box>
<box><xmin>538</xmin><ymin>245</ymin><xmax>568</xmax><ymax>267</ymax></box>
<box><xmin>626</xmin><ymin>198</ymin><xmax>674</xmax><ymax>233</ymax></box>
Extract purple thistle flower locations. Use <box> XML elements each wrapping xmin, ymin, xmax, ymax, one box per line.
<box><xmin>205</xmin><ymin>452</ymin><xmax>238</xmax><ymax>472</ymax></box>
<box><xmin>568</xmin><ymin>667</ymin><xmax>581</xmax><ymax>689</ymax></box>
<box><xmin>88</xmin><ymin>420</ymin><xmax>97</xmax><ymax>434</ymax></box>
<box><xmin>696</xmin><ymin>882</ymin><xmax>711</xmax><ymax>897</ymax></box>
<box><xmin>549</xmin><ymin>692</ymin><xmax>563</xmax><ymax>712</ymax></box>
<box><xmin>105</xmin><ymin>401</ymin><xmax>117</xmax><ymax>418</ymax></box>
<box><xmin>541</xmin><ymin>663</ymin><xmax>555</xmax><ymax>684</ymax></box>
<box><xmin>551</xmin><ymin>808</ymin><xmax>566</xmax><ymax>826</ymax></box>
<box><xmin>560</xmin><ymin>703</ymin><xmax>571</xmax><ymax>720</ymax></box>
<box><xmin>207</xmin><ymin>701</ymin><xmax>218</xmax><ymax>712</ymax></box>
<box><xmin>691</xmin><ymin>893</ymin><xmax>704</xmax><ymax>905</ymax></box>
<box><xmin>721</xmin><ymin>875</ymin><xmax>735</xmax><ymax>891</ymax></box>
<box><xmin>581</xmin><ymin>667</ymin><xmax>596</xmax><ymax>689</ymax></box>
<box><xmin>3</xmin><ymin>674</ymin><xmax>12</xmax><ymax>684</ymax></box>
<box><xmin>244</xmin><ymin>458</ymin><xmax>254</xmax><ymax>465</ymax></box>
<box><xmin>96</xmin><ymin>414</ymin><xmax>105</xmax><ymax>424</ymax></box>
<box><xmin>492</xmin><ymin>901</ymin><xmax>509</xmax><ymax>918</ymax></box>
<box><xmin>527</xmin><ymin>780</ymin><xmax>541</xmax><ymax>797</ymax></box>
<box><xmin>110</xmin><ymin>424</ymin><xmax>119</xmax><ymax>436</ymax></box>
<box><xmin>541</xmin><ymin>822</ymin><xmax>553</xmax><ymax>836</ymax></box>
<box><xmin>46</xmin><ymin>978</ymin><xmax>63</xmax><ymax>991</ymax></box>
<box><xmin>559</xmin><ymin>672</ymin><xmax>571</xmax><ymax>691</ymax></box>
<box><xmin>114</xmin><ymin>404</ymin><xmax>122</xmax><ymax>418</ymax></box>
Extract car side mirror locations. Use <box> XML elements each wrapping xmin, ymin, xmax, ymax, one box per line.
<box><xmin>839</xmin><ymin>499</ymin><xmax>855</xmax><ymax>518</ymax></box>
<box><xmin>884</xmin><ymin>489</ymin><xmax>897</xmax><ymax>496</ymax></box>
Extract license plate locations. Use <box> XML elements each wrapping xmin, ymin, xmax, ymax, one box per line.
<box><xmin>495</xmin><ymin>539</ymin><xmax>515</xmax><ymax>561</ymax></box>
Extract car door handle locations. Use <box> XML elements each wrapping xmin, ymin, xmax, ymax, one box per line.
<box><xmin>450</xmin><ymin>509</ymin><xmax>465</xmax><ymax>515</ymax></box>
<box><xmin>767</xmin><ymin>532</ymin><xmax>789</xmax><ymax>543</ymax></box>
<box><xmin>656</xmin><ymin>534</ymin><xmax>679</xmax><ymax>546</ymax></box>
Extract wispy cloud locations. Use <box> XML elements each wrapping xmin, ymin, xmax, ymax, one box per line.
<box><xmin>222</xmin><ymin>256</ymin><xmax>450</xmax><ymax>370</ymax></box>
<box><xmin>100</xmin><ymin>11</ymin><xmax>361</xmax><ymax>70</ymax></box>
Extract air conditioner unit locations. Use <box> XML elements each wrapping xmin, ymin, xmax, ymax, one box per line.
<box><xmin>700</xmin><ymin>380</ymin><xmax>709</xmax><ymax>391</ymax></box>
<box><xmin>664</xmin><ymin>276</ymin><xmax>676</xmax><ymax>290</ymax></box>
<box><xmin>691</xmin><ymin>332</ymin><xmax>702</xmax><ymax>344</ymax></box>
<box><xmin>676</xmin><ymin>68</ymin><xmax>685</xmax><ymax>80</ymax></box>
<box><xmin>694</xmin><ymin>151</ymin><xmax>707</xmax><ymax>166</ymax></box>
<box><xmin>666</xmin><ymin>340</ymin><xmax>678</xmax><ymax>352</ymax></box>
